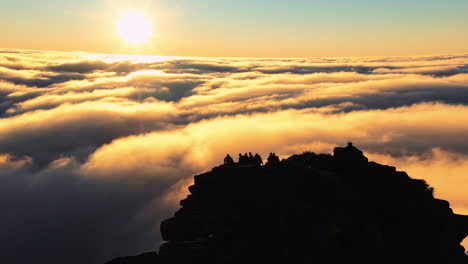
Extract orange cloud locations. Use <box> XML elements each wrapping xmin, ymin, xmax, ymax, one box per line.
<box><xmin>2</xmin><ymin>50</ymin><xmax>468</xmax><ymax>261</ymax></box>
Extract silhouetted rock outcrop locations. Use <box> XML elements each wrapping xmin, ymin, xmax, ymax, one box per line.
<box><xmin>106</xmin><ymin>144</ymin><xmax>468</xmax><ymax>264</ymax></box>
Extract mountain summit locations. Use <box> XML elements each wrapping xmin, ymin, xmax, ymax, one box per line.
<box><xmin>107</xmin><ymin>144</ymin><xmax>468</xmax><ymax>264</ymax></box>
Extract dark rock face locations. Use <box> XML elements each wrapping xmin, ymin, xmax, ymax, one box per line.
<box><xmin>106</xmin><ymin>252</ymin><xmax>158</xmax><ymax>264</ymax></box>
<box><xmin>106</xmin><ymin>144</ymin><xmax>468</xmax><ymax>264</ymax></box>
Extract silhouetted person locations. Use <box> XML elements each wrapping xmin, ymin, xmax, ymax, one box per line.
<box><xmin>266</xmin><ymin>153</ymin><xmax>280</xmax><ymax>165</ymax></box>
<box><xmin>224</xmin><ymin>154</ymin><xmax>234</xmax><ymax>165</ymax></box>
<box><xmin>238</xmin><ymin>153</ymin><xmax>244</xmax><ymax>163</ymax></box>
<box><xmin>238</xmin><ymin>153</ymin><xmax>248</xmax><ymax>164</ymax></box>
<box><xmin>254</xmin><ymin>153</ymin><xmax>263</xmax><ymax>166</ymax></box>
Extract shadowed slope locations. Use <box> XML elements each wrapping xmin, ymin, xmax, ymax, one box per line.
<box><xmin>107</xmin><ymin>143</ymin><xmax>468</xmax><ymax>264</ymax></box>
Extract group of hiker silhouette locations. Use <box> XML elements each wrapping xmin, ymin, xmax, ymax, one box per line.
<box><xmin>224</xmin><ymin>152</ymin><xmax>280</xmax><ymax>166</ymax></box>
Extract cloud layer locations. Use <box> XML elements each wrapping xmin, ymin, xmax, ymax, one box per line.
<box><xmin>1</xmin><ymin>49</ymin><xmax>468</xmax><ymax>263</ymax></box>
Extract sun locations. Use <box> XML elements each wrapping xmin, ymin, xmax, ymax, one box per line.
<box><xmin>117</xmin><ymin>11</ymin><xmax>152</xmax><ymax>45</ymax></box>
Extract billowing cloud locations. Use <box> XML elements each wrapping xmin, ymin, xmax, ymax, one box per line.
<box><xmin>0</xmin><ymin>49</ymin><xmax>467</xmax><ymax>263</ymax></box>
<box><xmin>0</xmin><ymin>156</ymin><xmax>172</xmax><ymax>264</ymax></box>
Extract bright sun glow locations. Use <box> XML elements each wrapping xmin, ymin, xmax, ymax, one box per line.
<box><xmin>117</xmin><ymin>11</ymin><xmax>152</xmax><ymax>45</ymax></box>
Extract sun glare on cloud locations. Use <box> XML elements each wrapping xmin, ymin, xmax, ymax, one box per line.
<box><xmin>117</xmin><ymin>11</ymin><xmax>152</xmax><ymax>45</ymax></box>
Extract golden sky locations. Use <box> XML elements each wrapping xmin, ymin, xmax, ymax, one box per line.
<box><xmin>1</xmin><ymin>0</ymin><xmax>468</xmax><ymax>57</ymax></box>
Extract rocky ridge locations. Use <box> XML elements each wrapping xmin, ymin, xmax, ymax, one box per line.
<box><xmin>107</xmin><ymin>143</ymin><xmax>468</xmax><ymax>264</ymax></box>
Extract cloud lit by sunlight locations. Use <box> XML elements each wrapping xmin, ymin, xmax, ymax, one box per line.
<box><xmin>0</xmin><ymin>49</ymin><xmax>468</xmax><ymax>263</ymax></box>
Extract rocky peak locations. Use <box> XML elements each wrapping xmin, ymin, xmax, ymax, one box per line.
<box><xmin>333</xmin><ymin>142</ymin><xmax>368</xmax><ymax>167</ymax></box>
<box><xmin>106</xmin><ymin>144</ymin><xmax>468</xmax><ymax>264</ymax></box>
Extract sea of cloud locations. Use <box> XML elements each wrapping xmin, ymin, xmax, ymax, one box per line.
<box><xmin>0</xmin><ymin>49</ymin><xmax>467</xmax><ymax>263</ymax></box>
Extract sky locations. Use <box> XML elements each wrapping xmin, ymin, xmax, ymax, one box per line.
<box><xmin>1</xmin><ymin>0</ymin><xmax>468</xmax><ymax>57</ymax></box>
<box><xmin>0</xmin><ymin>49</ymin><xmax>468</xmax><ymax>263</ymax></box>
<box><xmin>1</xmin><ymin>1</ymin><xmax>468</xmax><ymax>263</ymax></box>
